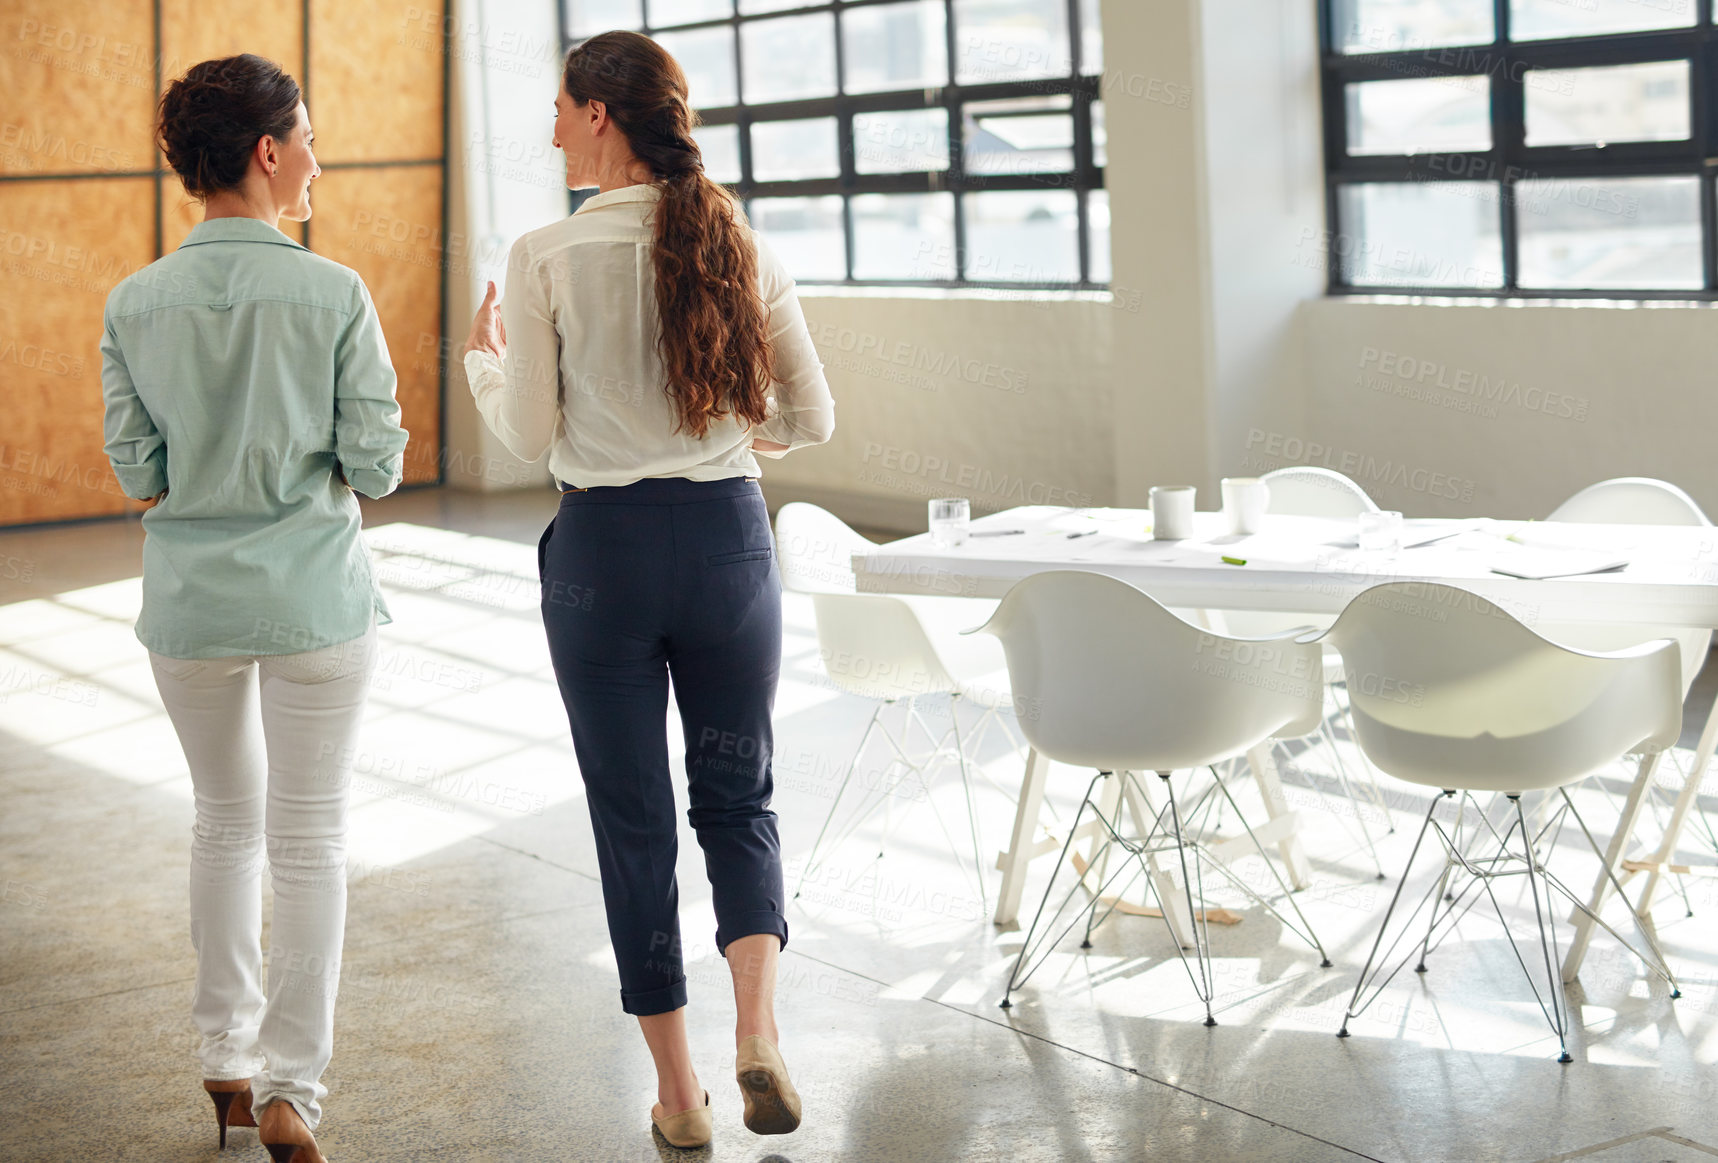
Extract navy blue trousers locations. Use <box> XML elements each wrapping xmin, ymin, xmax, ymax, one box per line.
<box><xmin>538</xmin><ymin>475</ymin><xmax>788</xmax><ymax>1016</ymax></box>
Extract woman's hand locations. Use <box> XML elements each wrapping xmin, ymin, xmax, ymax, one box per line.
<box><xmin>464</xmin><ymin>280</ymin><xmax>507</xmax><ymax>359</ymax></box>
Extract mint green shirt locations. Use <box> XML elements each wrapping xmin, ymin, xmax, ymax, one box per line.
<box><xmin>100</xmin><ymin>216</ymin><xmax>409</xmax><ymax>659</ymax></box>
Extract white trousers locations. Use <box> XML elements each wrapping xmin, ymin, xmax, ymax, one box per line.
<box><xmin>149</xmin><ymin>625</ymin><xmax>377</xmax><ymax>1131</ymax></box>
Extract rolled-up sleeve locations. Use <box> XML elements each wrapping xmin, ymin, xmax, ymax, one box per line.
<box><xmin>100</xmin><ymin>310</ymin><xmax>169</xmax><ymax>500</ymax></box>
<box><xmin>334</xmin><ymin>279</ymin><xmax>409</xmax><ymax>499</ymax></box>
<box><xmin>749</xmin><ymin>232</ymin><xmax>835</xmax><ymax>456</ymax></box>
<box><xmin>465</xmin><ymin>235</ymin><xmax>561</xmax><ymax>463</ymax></box>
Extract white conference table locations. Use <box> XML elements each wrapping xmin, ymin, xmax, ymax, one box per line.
<box><xmin>851</xmin><ymin>505</ymin><xmax>1718</xmax><ymax>982</ymax></box>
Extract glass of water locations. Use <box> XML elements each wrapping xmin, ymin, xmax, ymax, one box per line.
<box><xmin>929</xmin><ymin>497</ymin><xmax>970</xmax><ymax>548</ymax></box>
<box><xmin>1358</xmin><ymin>510</ymin><xmax>1403</xmax><ymax>554</ymax></box>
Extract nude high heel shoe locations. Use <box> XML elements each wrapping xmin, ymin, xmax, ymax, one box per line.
<box><xmin>735</xmin><ymin>1035</ymin><xmax>801</xmax><ymax>1135</ymax></box>
<box><xmin>257</xmin><ymin>1098</ymin><xmax>328</xmax><ymax>1163</ymax></box>
<box><xmin>651</xmin><ymin>1089</ymin><xmax>712</xmax><ymax>1149</ymax></box>
<box><xmin>203</xmin><ymin>1079</ymin><xmax>257</xmax><ymax>1149</ymax></box>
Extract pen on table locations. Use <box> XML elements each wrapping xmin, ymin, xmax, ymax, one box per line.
<box><xmin>1066</xmin><ymin>529</ymin><xmax>1098</xmax><ymax>540</ymax></box>
<box><xmin>970</xmin><ymin>528</ymin><xmax>1026</xmax><ymax>538</ymax></box>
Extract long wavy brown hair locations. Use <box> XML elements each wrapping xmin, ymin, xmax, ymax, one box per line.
<box><xmin>563</xmin><ymin>31</ymin><xmax>773</xmax><ymax>439</ymax></box>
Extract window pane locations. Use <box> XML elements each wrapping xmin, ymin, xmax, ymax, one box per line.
<box><xmin>964</xmin><ymin>190</ymin><xmax>1080</xmax><ymax>282</ymax></box>
<box><xmin>692</xmin><ymin>123</ymin><xmax>741</xmax><ymax>183</ymax></box>
<box><xmin>1345</xmin><ymin>77</ymin><xmax>1490</xmax><ymax>155</ymax></box>
<box><xmin>568</xmin><ymin>0</ymin><xmax>643</xmax><ymax>37</ymax></box>
<box><xmin>854</xmin><ymin>109</ymin><xmax>950</xmax><ymax>174</ymax></box>
<box><xmin>1516</xmin><ymin>176</ymin><xmax>1701</xmax><ymax>290</ymax></box>
<box><xmin>750</xmin><ymin>196</ymin><xmax>846</xmax><ymax>281</ymax></box>
<box><xmin>649</xmin><ymin>0</ymin><xmax>731</xmax><ymax>27</ymax></box>
<box><xmin>1331</xmin><ymin>0</ymin><xmax>1493</xmax><ymax>53</ymax></box>
<box><xmin>1079</xmin><ymin>0</ymin><xmax>1102</xmax><ymax>74</ymax></box>
<box><xmin>741</xmin><ymin>13</ymin><xmax>836</xmax><ymax>102</ymax></box>
<box><xmin>852</xmin><ymin>192</ymin><xmax>956</xmax><ymax>279</ymax></box>
<box><xmin>964</xmin><ymin>96</ymin><xmax>1073</xmax><ymax>175</ymax></box>
<box><xmin>1091</xmin><ymin>99</ymin><xmax>1106</xmax><ymax>168</ymax></box>
<box><xmin>842</xmin><ymin>1</ymin><xmax>948</xmax><ymax>94</ymax></box>
<box><xmin>1088</xmin><ymin>189</ymin><xmax>1110</xmax><ymax>283</ymax></box>
<box><xmin>653</xmin><ymin>27</ymin><xmax>737</xmax><ymax>108</ymax></box>
<box><xmin>751</xmin><ymin>117</ymin><xmax>839</xmax><ymax>181</ymax></box>
<box><xmin>1511</xmin><ymin>0</ymin><xmax>1693</xmax><ymax>41</ymax></box>
<box><xmin>953</xmin><ymin>0</ymin><xmax>1071</xmax><ymax>85</ymax></box>
<box><xmin>1524</xmin><ymin>60</ymin><xmax>1690</xmax><ymax>147</ymax></box>
<box><xmin>1337</xmin><ymin>182</ymin><xmax>1504</xmax><ymax>287</ymax></box>
<box><xmin>738</xmin><ymin>0</ymin><xmax>802</xmax><ymax>11</ymax></box>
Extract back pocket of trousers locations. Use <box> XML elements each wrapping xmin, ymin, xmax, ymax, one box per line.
<box><xmin>706</xmin><ymin>547</ymin><xmax>774</xmax><ymax>566</ymax></box>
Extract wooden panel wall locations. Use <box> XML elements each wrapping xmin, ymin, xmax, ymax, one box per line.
<box><xmin>0</xmin><ymin>0</ymin><xmax>446</xmax><ymax>526</ymax></box>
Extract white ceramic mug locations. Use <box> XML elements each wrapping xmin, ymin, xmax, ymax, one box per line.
<box><xmin>1149</xmin><ymin>486</ymin><xmax>1196</xmax><ymax>540</ymax></box>
<box><xmin>1220</xmin><ymin>477</ymin><xmax>1270</xmax><ymax>536</ymax></box>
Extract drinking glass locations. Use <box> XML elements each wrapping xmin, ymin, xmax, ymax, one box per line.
<box><xmin>929</xmin><ymin>497</ymin><xmax>970</xmax><ymax>548</ymax></box>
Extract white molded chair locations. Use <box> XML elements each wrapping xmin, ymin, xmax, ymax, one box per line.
<box><xmin>774</xmin><ymin>503</ymin><xmax>1017</xmax><ymax>913</ymax></box>
<box><xmin>976</xmin><ymin>570</ymin><xmax>1331</xmax><ymax>1026</ymax></box>
<box><xmin>1541</xmin><ymin>477</ymin><xmax>1714</xmax><ymax>919</ymax></box>
<box><xmin>1206</xmin><ymin>466</ymin><xmax>1392</xmax><ymax>876</ymax></box>
<box><xmin>1257</xmin><ymin>465</ymin><xmax>1383</xmax><ymax>522</ymax></box>
<box><xmin>1543</xmin><ymin>477</ymin><xmax>1711</xmax><ymax>697</ymax></box>
<box><xmin>1318</xmin><ymin>582</ymin><xmax>1683</xmax><ymax>1062</ymax></box>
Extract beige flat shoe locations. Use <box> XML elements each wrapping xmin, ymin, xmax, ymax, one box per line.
<box><xmin>735</xmin><ymin>1035</ymin><xmax>801</xmax><ymax>1135</ymax></box>
<box><xmin>651</xmin><ymin>1090</ymin><xmax>712</xmax><ymax>1149</ymax></box>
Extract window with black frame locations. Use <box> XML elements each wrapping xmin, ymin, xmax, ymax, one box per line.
<box><xmin>559</xmin><ymin>0</ymin><xmax>1110</xmax><ymax>288</ymax></box>
<box><xmin>1320</xmin><ymin>0</ymin><xmax>1718</xmax><ymax>298</ymax></box>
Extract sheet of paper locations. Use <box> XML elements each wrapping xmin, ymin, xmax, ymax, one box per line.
<box><xmin>1490</xmin><ymin>548</ymin><xmax>1630</xmax><ymax>580</ymax></box>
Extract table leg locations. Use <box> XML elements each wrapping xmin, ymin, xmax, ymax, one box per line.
<box><xmin>1635</xmin><ymin>690</ymin><xmax>1718</xmax><ymax>916</ymax></box>
<box><xmin>994</xmin><ymin>747</ymin><xmax>1050</xmax><ymax>926</ymax></box>
<box><xmin>1562</xmin><ymin>750</ymin><xmax>1660</xmax><ymax>984</ymax></box>
<box><xmin>1247</xmin><ymin>743</ymin><xmax>1311</xmax><ymax>890</ymax></box>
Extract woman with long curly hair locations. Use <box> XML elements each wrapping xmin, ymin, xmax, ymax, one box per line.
<box><xmin>463</xmin><ymin>29</ymin><xmax>834</xmax><ymax>1152</ymax></box>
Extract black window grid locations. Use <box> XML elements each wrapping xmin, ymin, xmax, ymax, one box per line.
<box><xmin>1319</xmin><ymin>0</ymin><xmax>1718</xmax><ymax>299</ymax></box>
<box><xmin>558</xmin><ymin>0</ymin><xmax>1108</xmax><ymax>289</ymax></box>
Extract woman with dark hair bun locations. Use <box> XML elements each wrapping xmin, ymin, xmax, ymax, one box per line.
<box><xmin>463</xmin><ymin>28</ymin><xmax>834</xmax><ymax>1152</ymax></box>
<box><xmin>101</xmin><ymin>52</ymin><xmax>407</xmax><ymax>1163</ymax></box>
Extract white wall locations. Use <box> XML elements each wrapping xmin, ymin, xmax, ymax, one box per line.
<box><xmin>1301</xmin><ymin>298</ymin><xmax>1718</xmax><ymax>520</ymax></box>
<box><xmin>765</xmin><ymin>291</ymin><xmax>1115</xmax><ymax>529</ymax></box>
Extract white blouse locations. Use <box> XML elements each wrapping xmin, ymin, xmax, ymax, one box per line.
<box><xmin>464</xmin><ymin>183</ymin><xmax>835</xmax><ymax>488</ymax></box>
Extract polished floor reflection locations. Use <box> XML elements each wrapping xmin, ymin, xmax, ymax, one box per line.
<box><xmin>3</xmin><ymin>487</ymin><xmax>1716</xmax><ymax>1162</ymax></box>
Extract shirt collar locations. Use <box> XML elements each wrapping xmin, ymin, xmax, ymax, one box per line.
<box><xmin>573</xmin><ymin>183</ymin><xmax>663</xmax><ymax>215</ymax></box>
<box><xmin>177</xmin><ymin>217</ymin><xmax>310</xmax><ymax>251</ymax></box>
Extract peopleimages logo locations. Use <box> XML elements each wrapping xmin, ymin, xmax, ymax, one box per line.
<box><xmin>1242</xmin><ymin>429</ymin><xmax>1475</xmax><ymax>504</ymax></box>
<box><xmin>860</xmin><ymin>443</ymin><xmax>1092</xmax><ymax>507</ymax></box>
<box><xmin>1357</xmin><ymin>347</ymin><xmax>1590</xmax><ymax>422</ymax></box>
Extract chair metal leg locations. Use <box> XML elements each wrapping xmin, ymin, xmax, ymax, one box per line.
<box><xmin>1513</xmin><ymin>796</ymin><xmax>1574</xmax><ymax>1063</ymax></box>
<box><xmin>1563</xmin><ymin>751</ymin><xmax>1660</xmax><ymax>982</ymax></box>
<box><xmin>795</xmin><ymin>702</ymin><xmax>886</xmax><ymax>898</ymax></box>
<box><xmin>1416</xmin><ymin>792</ymin><xmax>1465</xmax><ymax>973</ymax></box>
<box><xmin>1340</xmin><ymin>792</ymin><xmax>1448</xmax><ymax>1038</ymax></box>
<box><xmin>1001</xmin><ymin>772</ymin><xmax>1121</xmax><ymax>1007</ymax></box>
<box><xmin>1161</xmin><ymin>771</ymin><xmax>1220</xmax><ymax>1027</ymax></box>
<box><xmin>947</xmin><ymin>693</ymin><xmax>990</xmax><ymax>917</ymax></box>
<box><xmin>1333</xmin><ymin>683</ymin><xmax>1393</xmax><ymax>826</ymax></box>
<box><xmin>1318</xmin><ymin>717</ymin><xmax>1387</xmax><ymax>879</ymax></box>
<box><xmin>1543</xmin><ymin>789</ymin><xmax>1680</xmax><ymax>995</ymax></box>
<box><xmin>1199</xmin><ymin>767</ymin><xmax>1331</xmax><ymax>966</ymax></box>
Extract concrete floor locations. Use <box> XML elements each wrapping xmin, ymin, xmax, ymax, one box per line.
<box><xmin>3</xmin><ymin>486</ymin><xmax>1717</xmax><ymax>1163</ymax></box>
